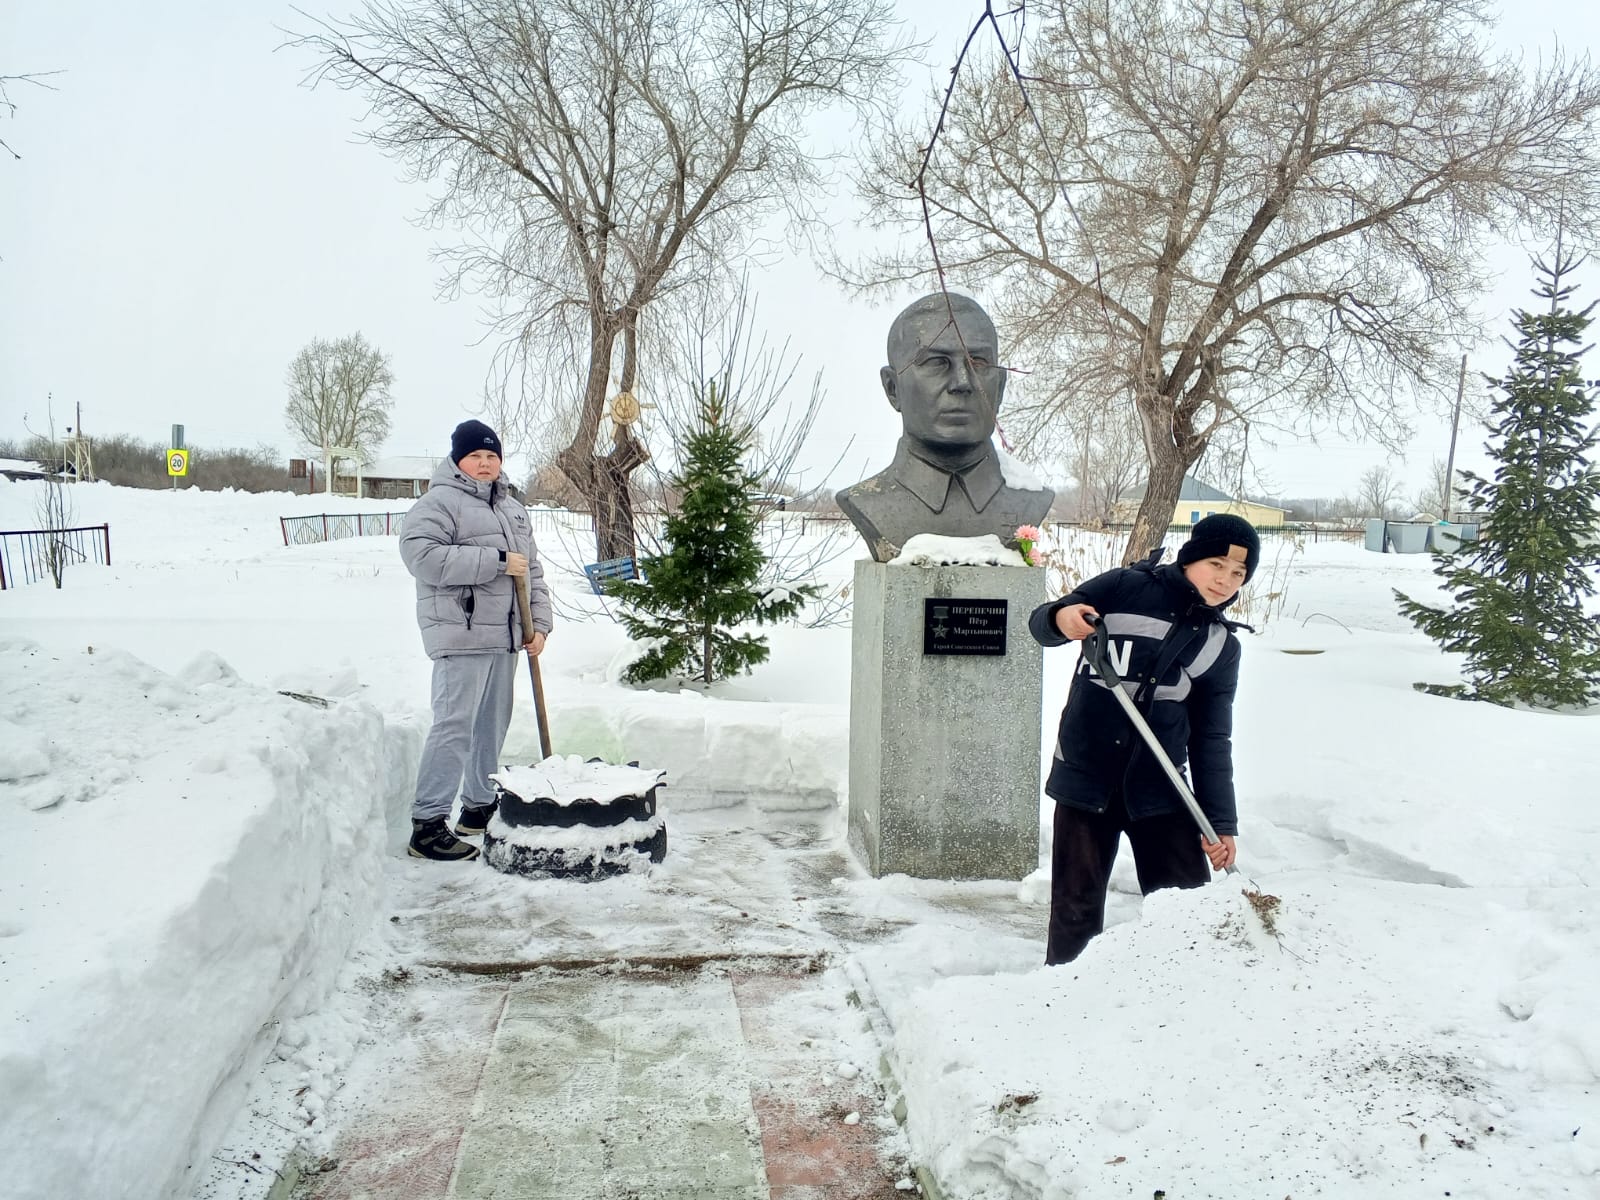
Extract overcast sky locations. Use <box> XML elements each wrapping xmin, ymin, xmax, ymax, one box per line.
<box><xmin>3</xmin><ymin>1</ymin><xmax>1595</xmax><ymax>502</ymax></box>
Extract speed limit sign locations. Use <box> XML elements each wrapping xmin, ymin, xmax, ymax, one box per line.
<box><xmin>167</xmin><ymin>449</ymin><xmax>189</xmax><ymax>477</ymax></box>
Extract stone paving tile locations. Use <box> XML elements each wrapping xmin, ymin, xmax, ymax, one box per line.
<box><xmin>749</xmin><ymin>1092</ymin><xmax>887</xmax><ymax>1191</ymax></box>
<box><xmin>304</xmin><ymin>1126</ymin><xmax>462</xmax><ymax>1200</ymax></box>
<box><xmin>451</xmin><ymin>972</ymin><xmax>767</xmax><ymax>1200</ymax></box>
<box><xmin>300</xmin><ymin>981</ymin><xmax>510</xmax><ymax>1200</ymax></box>
<box><xmin>731</xmin><ymin>972</ymin><xmax>911</xmax><ymax>1200</ymax></box>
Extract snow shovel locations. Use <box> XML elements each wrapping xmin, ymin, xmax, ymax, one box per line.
<box><xmin>1078</xmin><ymin>614</ymin><xmax>1288</xmax><ymax>940</ymax></box>
<box><xmin>1081</xmin><ymin>613</ymin><xmax>1238</xmax><ymax>876</ymax></box>
<box><xmin>514</xmin><ymin>573</ymin><xmax>553</xmax><ymax>760</ymax></box>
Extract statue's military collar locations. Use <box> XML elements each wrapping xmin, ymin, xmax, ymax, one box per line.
<box><xmin>891</xmin><ymin>438</ymin><xmax>1005</xmax><ymax>515</ymax></box>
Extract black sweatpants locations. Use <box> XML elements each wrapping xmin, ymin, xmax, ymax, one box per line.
<box><xmin>1046</xmin><ymin>789</ymin><xmax>1211</xmax><ymax>965</ymax></box>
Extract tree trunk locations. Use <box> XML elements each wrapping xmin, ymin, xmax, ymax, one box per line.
<box><xmin>554</xmin><ymin>312</ymin><xmax>650</xmax><ymax>563</ymax></box>
<box><xmin>594</xmin><ymin>432</ymin><xmax>647</xmax><ymax>561</ymax></box>
<box><xmin>1123</xmin><ymin>436</ymin><xmax>1190</xmax><ymax>564</ymax></box>
<box><xmin>1077</xmin><ymin>430</ymin><xmax>1091</xmax><ymax>522</ymax></box>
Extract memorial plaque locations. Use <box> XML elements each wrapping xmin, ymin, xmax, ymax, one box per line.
<box><xmin>923</xmin><ymin>598</ymin><xmax>1007</xmax><ymax>656</ymax></box>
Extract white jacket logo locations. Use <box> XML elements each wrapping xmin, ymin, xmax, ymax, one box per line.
<box><xmin>1081</xmin><ymin>638</ymin><xmax>1133</xmax><ymax>678</ymax></box>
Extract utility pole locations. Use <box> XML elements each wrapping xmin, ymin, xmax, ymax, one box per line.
<box><xmin>1442</xmin><ymin>354</ymin><xmax>1466</xmax><ymax>522</ymax></box>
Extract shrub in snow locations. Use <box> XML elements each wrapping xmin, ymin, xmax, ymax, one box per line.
<box><xmin>1396</xmin><ymin>247</ymin><xmax>1600</xmax><ymax>708</ymax></box>
<box><xmin>608</xmin><ymin>382</ymin><xmax>819</xmax><ymax>684</ymax></box>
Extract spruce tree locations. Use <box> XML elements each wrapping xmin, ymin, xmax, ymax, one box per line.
<box><xmin>1396</xmin><ymin>248</ymin><xmax>1600</xmax><ymax>708</ymax></box>
<box><xmin>609</xmin><ymin>383</ymin><xmax>818</xmax><ymax>685</ymax></box>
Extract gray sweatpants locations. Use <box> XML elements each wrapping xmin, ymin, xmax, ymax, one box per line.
<box><xmin>413</xmin><ymin>651</ymin><xmax>518</xmax><ymax>822</ymax></box>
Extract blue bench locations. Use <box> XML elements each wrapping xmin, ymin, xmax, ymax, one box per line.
<box><xmin>582</xmin><ymin>556</ymin><xmax>638</xmax><ymax>595</ymax></box>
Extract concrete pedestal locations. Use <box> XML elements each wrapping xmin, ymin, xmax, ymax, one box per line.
<box><xmin>847</xmin><ymin>560</ymin><xmax>1045</xmax><ymax>881</ymax></box>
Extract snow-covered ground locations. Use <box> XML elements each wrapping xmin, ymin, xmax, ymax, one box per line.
<box><xmin>1</xmin><ymin>478</ymin><xmax>1596</xmax><ymax>1199</ymax></box>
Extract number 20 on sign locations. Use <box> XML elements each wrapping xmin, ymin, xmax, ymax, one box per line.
<box><xmin>167</xmin><ymin>449</ymin><xmax>189</xmax><ymax>477</ymax></box>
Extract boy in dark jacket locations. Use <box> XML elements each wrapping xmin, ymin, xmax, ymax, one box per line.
<box><xmin>1029</xmin><ymin>514</ymin><xmax>1258</xmax><ymax>964</ymax></box>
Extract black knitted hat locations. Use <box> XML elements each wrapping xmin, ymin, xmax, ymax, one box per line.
<box><xmin>450</xmin><ymin>419</ymin><xmax>502</xmax><ymax>465</ymax></box>
<box><xmin>1176</xmin><ymin>513</ymin><xmax>1260</xmax><ymax>582</ymax></box>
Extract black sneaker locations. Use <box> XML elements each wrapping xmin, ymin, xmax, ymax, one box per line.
<box><xmin>408</xmin><ymin>817</ymin><xmax>481</xmax><ymax>862</ymax></box>
<box><xmin>455</xmin><ymin>801</ymin><xmax>497</xmax><ymax>837</ymax></box>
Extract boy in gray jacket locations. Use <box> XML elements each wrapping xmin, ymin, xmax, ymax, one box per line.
<box><xmin>400</xmin><ymin>420</ymin><xmax>552</xmax><ymax>861</ymax></box>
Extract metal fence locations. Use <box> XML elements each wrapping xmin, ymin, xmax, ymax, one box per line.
<box><xmin>1046</xmin><ymin>520</ymin><xmax>1362</xmax><ymax>544</ymax></box>
<box><xmin>0</xmin><ymin>524</ymin><xmax>112</xmax><ymax>589</ymax></box>
<box><xmin>273</xmin><ymin>506</ymin><xmax>1366</xmax><ymax>552</ymax></box>
<box><xmin>1296</xmin><ymin>524</ymin><xmax>1365</xmax><ymax>544</ymax></box>
<box><xmin>529</xmin><ymin>508</ymin><xmax>596</xmax><ymax>535</ymax></box>
<box><xmin>279</xmin><ymin>507</ymin><xmax>599</xmax><ymax>547</ymax></box>
<box><xmin>279</xmin><ymin>511</ymin><xmax>409</xmax><ymax>546</ymax></box>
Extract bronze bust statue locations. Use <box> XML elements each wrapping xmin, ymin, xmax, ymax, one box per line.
<box><xmin>837</xmin><ymin>293</ymin><xmax>1055</xmax><ymax>562</ymax></box>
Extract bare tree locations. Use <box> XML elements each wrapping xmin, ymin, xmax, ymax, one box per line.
<box><xmin>1</xmin><ymin>71</ymin><xmax>61</xmax><ymax>161</ymax></box>
<box><xmin>852</xmin><ymin>0</ymin><xmax>1600</xmax><ymax>562</ymax></box>
<box><xmin>652</xmin><ymin>284</ymin><xmax>858</xmax><ymax>623</ymax></box>
<box><xmin>284</xmin><ymin>334</ymin><xmax>395</xmax><ymax>492</ymax></box>
<box><xmin>1356</xmin><ymin>462</ymin><xmax>1404</xmax><ymax>519</ymax></box>
<box><xmin>1412</xmin><ymin>456</ymin><xmax>1452</xmax><ymax>517</ymax></box>
<box><xmin>539</xmin><ymin>282</ymin><xmax>858</xmax><ymax>625</ymax></box>
<box><xmin>1075</xmin><ymin>404</ymin><xmax>1145</xmax><ymax>525</ymax></box>
<box><xmin>647</xmin><ymin>286</ymin><xmax>839</xmax><ymax>499</ymax></box>
<box><xmin>292</xmin><ymin>0</ymin><xmax>901</xmax><ymax>560</ymax></box>
<box><xmin>22</xmin><ymin>404</ymin><xmax>73</xmax><ymax>587</ymax></box>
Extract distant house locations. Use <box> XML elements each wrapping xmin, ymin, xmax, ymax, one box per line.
<box><xmin>1114</xmin><ymin>475</ymin><xmax>1288</xmax><ymax>529</ymax></box>
<box><xmin>335</xmin><ymin>456</ymin><xmax>441</xmax><ymax>500</ymax></box>
<box><xmin>336</xmin><ymin>456</ymin><xmax>530</xmax><ymax>503</ymax></box>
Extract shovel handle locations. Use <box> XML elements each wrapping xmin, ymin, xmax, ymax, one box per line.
<box><xmin>514</xmin><ymin>570</ymin><xmax>535</xmax><ymax>639</ymax></box>
<box><xmin>514</xmin><ymin>573</ymin><xmax>553</xmax><ymax>760</ymax></box>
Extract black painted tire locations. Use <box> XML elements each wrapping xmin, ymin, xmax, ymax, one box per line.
<box><xmin>496</xmin><ymin>783</ymin><xmax>658</xmax><ymax>829</ymax></box>
<box><xmin>494</xmin><ymin>759</ymin><xmax>663</xmax><ymax>829</ymax></box>
<box><xmin>482</xmin><ymin>821</ymin><xmax>668</xmax><ymax>880</ymax></box>
<box><xmin>642</xmin><ymin>824</ymin><xmax>667</xmax><ymax>863</ymax></box>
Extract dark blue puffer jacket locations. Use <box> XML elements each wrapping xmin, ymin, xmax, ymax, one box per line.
<box><xmin>1029</xmin><ymin>553</ymin><xmax>1245</xmax><ymax>834</ymax></box>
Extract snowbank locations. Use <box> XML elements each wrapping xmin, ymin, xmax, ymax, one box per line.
<box><xmin>4</xmin><ymin>479</ymin><xmax>1598</xmax><ymax>1200</ymax></box>
<box><xmin>0</xmin><ymin>639</ymin><xmax>418</xmax><ymax>1200</ymax></box>
<box><xmin>883</xmin><ymin>879</ymin><xmax>1600</xmax><ymax>1198</ymax></box>
<box><xmin>549</xmin><ymin>697</ymin><xmax>846</xmax><ymax>812</ymax></box>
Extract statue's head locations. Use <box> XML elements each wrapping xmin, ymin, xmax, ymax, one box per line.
<box><xmin>880</xmin><ymin>293</ymin><xmax>1003</xmax><ymax>458</ymax></box>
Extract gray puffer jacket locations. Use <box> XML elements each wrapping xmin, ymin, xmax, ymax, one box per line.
<box><xmin>400</xmin><ymin>458</ymin><xmax>552</xmax><ymax>659</ymax></box>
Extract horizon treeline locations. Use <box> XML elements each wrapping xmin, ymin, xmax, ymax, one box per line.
<box><xmin>1</xmin><ymin>433</ymin><xmax>297</xmax><ymax>494</ymax></box>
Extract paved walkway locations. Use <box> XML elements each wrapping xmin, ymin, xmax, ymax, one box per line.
<box><xmin>301</xmin><ymin>967</ymin><xmax>907</xmax><ymax>1200</ymax></box>
<box><xmin>293</xmin><ymin>812</ymin><xmax>1041</xmax><ymax>1200</ymax></box>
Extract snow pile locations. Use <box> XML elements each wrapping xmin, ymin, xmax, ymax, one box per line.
<box><xmin>885</xmin><ymin>879</ymin><xmax>1600</xmax><ymax>1197</ymax></box>
<box><xmin>890</xmin><ymin>532</ymin><xmax>1029</xmax><ymax>567</ymax></box>
<box><xmin>0</xmin><ymin>638</ymin><xmax>416</xmax><ymax>1200</ymax></box>
<box><xmin>548</xmin><ymin>696</ymin><xmax>846</xmax><ymax>811</ymax></box>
